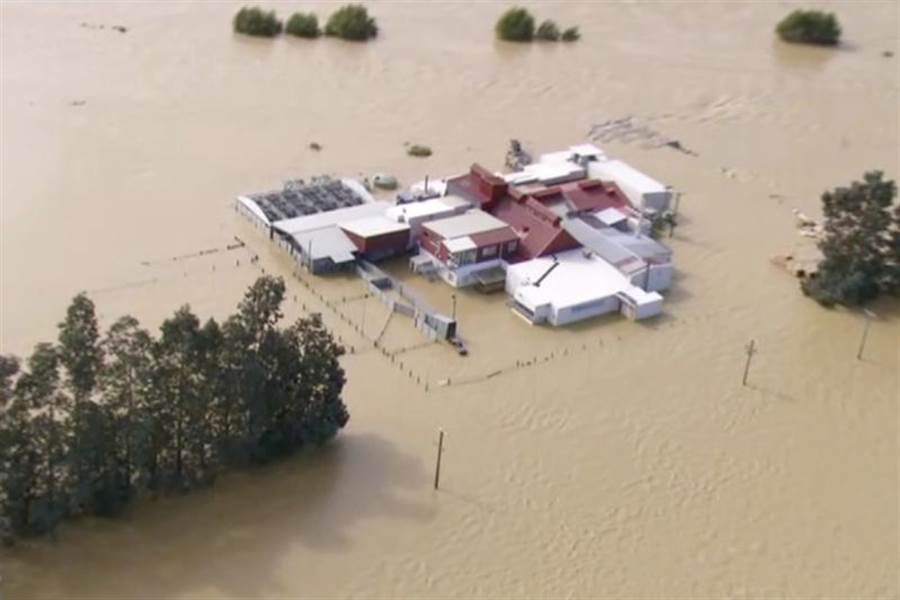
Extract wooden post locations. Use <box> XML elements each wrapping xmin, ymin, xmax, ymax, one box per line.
<box><xmin>742</xmin><ymin>339</ymin><xmax>756</xmax><ymax>386</ymax></box>
<box><xmin>433</xmin><ymin>429</ymin><xmax>444</xmax><ymax>490</ymax></box>
<box><xmin>857</xmin><ymin>310</ymin><xmax>875</xmax><ymax>360</ymax></box>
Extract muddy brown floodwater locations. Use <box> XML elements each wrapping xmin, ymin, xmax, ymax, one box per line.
<box><xmin>1</xmin><ymin>1</ymin><xmax>899</xmax><ymax>598</ymax></box>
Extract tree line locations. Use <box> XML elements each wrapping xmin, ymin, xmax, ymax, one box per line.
<box><xmin>0</xmin><ymin>276</ymin><xmax>349</xmax><ymax>543</ymax></box>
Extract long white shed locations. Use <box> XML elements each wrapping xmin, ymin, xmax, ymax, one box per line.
<box><xmin>587</xmin><ymin>159</ymin><xmax>671</xmax><ymax>212</ymax></box>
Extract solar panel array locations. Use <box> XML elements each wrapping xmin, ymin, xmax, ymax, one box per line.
<box><xmin>248</xmin><ymin>176</ymin><xmax>366</xmax><ymax>223</ymax></box>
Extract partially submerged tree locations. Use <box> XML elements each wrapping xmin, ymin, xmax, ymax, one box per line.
<box><xmin>0</xmin><ymin>275</ymin><xmax>349</xmax><ymax>543</ymax></box>
<box><xmin>802</xmin><ymin>171</ymin><xmax>899</xmax><ymax>306</ymax></box>
<box><xmin>496</xmin><ymin>7</ymin><xmax>535</xmax><ymax>42</ymax></box>
<box><xmin>535</xmin><ymin>20</ymin><xmax>560</xmax><ymax>42</ymax></box>
<box><xmin>776</xmin><ymin>10</ymin><xmax>841</xmax><ymax>46</ymax></box>
<box><xmin>233</xmin><ymin>6</ymin><xmax>283</xmax><ymax>38</ymax></box>
<box><xmin>324</xmin><ymin>4</ymin><xmax>378</xmax><ymax>41</ymax></box>
<box><xmin>286</xmin><ymin>12</ymin><xmax>320</xmax><ymax>38</ymax></box>
<box><xmin>561</xmin><ymin>26</ymin><xmax>581</xmax><ymax>42</ymax></box>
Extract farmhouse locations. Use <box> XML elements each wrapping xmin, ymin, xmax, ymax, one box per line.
<box><xmin>415</xmin><ymin>210</ymin><xmax>519</xmax><ymax>288</ymax></box>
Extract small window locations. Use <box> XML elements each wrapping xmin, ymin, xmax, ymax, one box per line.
<box><xmin>507</xmin><ymin>240</ymin><xmax>518</xmax><ymax>252</ymax></box>
<box><xmin>482</xmin><ymin>245</ymin><xmax>498</xmax><ymax>257</ymax></box>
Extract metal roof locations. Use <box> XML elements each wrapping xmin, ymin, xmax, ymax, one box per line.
<box><xmin>238</xmin><ymin>177</ymin><xmax>373</xmax><ymax>225</ymax></box>
<box><xmin>290</xmin><ymin>227</ymin><xmax>358</xmax><ymax>265</ymax></box>
<box><xmin>273</xmin><ymin>201</ymin><xmax>393</xmax><ymax>236</ymax></box>
<box><xmin>340</xmin><ymin>215</ymin><xmax>409</xmax><ymax>238</ymax></box>
<box><xmin>422</xmin><ymin>210</ymin><xmax>510</xmax><ymax>240</ymax></box>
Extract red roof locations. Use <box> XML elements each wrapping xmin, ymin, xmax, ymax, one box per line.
<box><xmin>445</xmin><ymin>163</ymin><xmax>508</xmax><ymax>210</ymax></box>
<box><xmin>492</xmin><ymin>197</ymin><xmax>579</xmax><ymax>259</ymax></box>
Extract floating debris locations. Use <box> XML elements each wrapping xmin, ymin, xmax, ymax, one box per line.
<box><xmin>883</xmin><ymin>50</ymin><xmax>894</xmax><ymax>57</ymax></box>
<box><xmin>309</xmin><ymin>142</ymin><xmax>322</xmax><ymax>151</ymax></box>
<box><xmin>70</xmin><ymin>100</ymin><xmax>86</xmax><ymax>107</ymax></box>
<box><xmin>587</xmin><ymin>117</ymin><xmax>698</xmax><ymax>156</ymax></box>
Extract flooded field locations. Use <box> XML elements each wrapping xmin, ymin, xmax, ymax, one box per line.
<box><xmin>1</xmin><ymin>1</ymin><xmax>898</xmax><ymax>598</ymax></box>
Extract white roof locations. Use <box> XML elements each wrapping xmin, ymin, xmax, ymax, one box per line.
<box><xmin>444</xmin><ymin>236</ymin><xmax>477</xmax><ymax>253</ymax></box>
<box><xmin>504</xmin><ymin>162</ymin><xmax>585</xmax><ymax>186</ymax></box>
<box><xmin>569</xmin><ymin>143</ymin><xmax>605</xmax><ymax>158</ymax></box>
<box><xmin>509</xmin><ymin>249</ymin><xmax>657</xmax><ymax>310</ymax></box>
<box><xmin>340</xmin><ymin>215</ymin><xmax>409</xmax><ymax>238</ymax></box>
<box><xmin>422</xmin><ymin>210</ymin><xmax>509</xmax><ymax>239</ymax></box>
<box><xmin>273</xmin><ymin>201</ymin><xmax>392</xmax><ymax>236</ymax></box>
<box><xmin>596</xmin><ymin>207</ymin><xmax>627</xmax><ymax>226</ymax></box>
<box><xmin>291</xmin><ymin>227</ymin><xmax>358</xmax><ymax>264</ymax></box>
<box><xmin>385</xmin><ymin>197</ymin><xmax>469</xmax><ymax>222</ymax></box>
<box><xmin>588</xmin><ymin>159</ymin><xmax>667</xmax><ymax>194</ymax></box>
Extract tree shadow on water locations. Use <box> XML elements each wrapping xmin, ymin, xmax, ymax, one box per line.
<box><xmin>1</xmin><ymin>433</ymin><xmax>433</xmax><ymax>599</ymax></box>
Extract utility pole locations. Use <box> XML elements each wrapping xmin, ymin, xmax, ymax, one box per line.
<box><xmin>857</xmin><ymin>309</ymin><xmax>876</xmax><ymax>360</ymax></box>
<box><xmin>433</xmin><ymin>429</ymin><xmax>445</xmax><ymax>490</ymax></box>
<box><xmin>742</xmin><ymin>339</ymin><xmax>756</xmax><ymax>386</ymax></box>
<box><xmin>451</xmin><ymin>293</ymin><xmax>457</xmax><ymax>321</ymax></box>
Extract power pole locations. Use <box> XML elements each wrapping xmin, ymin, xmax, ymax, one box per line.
<box><xmin>857</xmin><ymin>309</ymin><xmax>876</xmax><ymax>360</ymax></box>
<box><xmin>433</xmin><ymin>429</ymin><xmax>445</xmax><ymax>490</ymax></box>
<box><xmin>742</xmin><ymin>339</ymin><xmax>756</xmax><ymax>386</ymax></box>
<box><xmin>451</xmin><ymin>294</ymin><xmax>457</xmax><ymax>321</ymax></box>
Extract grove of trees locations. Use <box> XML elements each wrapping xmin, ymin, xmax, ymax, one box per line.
<box><xmin>802</xmin><ymin>171</ymin><xmax>900</xmax><ymax>306</ymax></box>
<box><xmin>776</xmin><ymin>9</ymin><xmax>841</xmax><ymax>46</ymax></box>
<box><xmin>0</xmin><ymin>276</ymin><xmax>349</xmax><ymax>543</ymax></box>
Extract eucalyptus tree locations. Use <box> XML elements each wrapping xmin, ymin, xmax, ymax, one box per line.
<box><xmin>13</xmin><ymin>343</ymin><xmax>69</xmax><ymax>532</ymax></box>
<box><xmin>98</xmin><ymin>316</ymin><xmax>154</xmax><ymax>508</ymax></box>
<box><xmin>292</xmin><ymin>313</ymin><xmax>349</xmax><ymax>446</ymax></box>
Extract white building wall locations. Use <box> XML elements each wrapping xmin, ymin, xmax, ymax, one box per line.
<box><xmin>552</xmin><ymin>295</ymin><xmax>620</xmax><ymax>326</ymax></box>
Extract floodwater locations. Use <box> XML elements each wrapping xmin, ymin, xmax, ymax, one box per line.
<box><xmin>1</xmin><ymin>1</ymin><xmax>898</xmax><ymax>597</ymax></box>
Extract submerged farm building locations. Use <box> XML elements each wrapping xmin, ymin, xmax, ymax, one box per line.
<box><xmin>235</xmin><ymin>143</ymin><xmax>676</xmax><ymax>329</ymax></box>
<box><xmin>415</xmin><ymin>209</ymin><xmax>519</xmax><ymax>289</ymax></box>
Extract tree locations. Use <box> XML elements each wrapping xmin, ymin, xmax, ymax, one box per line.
<box><xmin>58</xmin><ymin>293</ymin><xmax>106</xmax><ymax>512</ymax></box>
<box><xmin>495</xmin><ymin>7</ymin><xmax>535</xmax><ymax>42</ymax></box>
<box><xmin>535</xmin><ymin>20</ymin><xmax>560</xmax><ymax>41</ymax></box>
<box><xmin>802</xmin><ymin>171</ymin><xmax>898</xmax><ymax>306</ymax></box>
<box><xmin>291</xmin><ymin>314</ymin><xmax>349</xmax><ymax>446</ymax></box>
<box><xmin>0</xmin><ymin>355</ymin><xmax>19</xmax><ymax>407</ymax></box>
<box><xmin>153</xmin><ymin>306</ymin><xmax>206</xmax><ymax>490</ymax></box>
<box><xmin>13</xmin><ymin>343</ymin><xmax>69</xmax><ymax>533</ymax></box>
<box><xmin>98</xmin><ymin>316</ymin><xmax>154</xmax><ymax>510</ymax></box>
<box><xmin>561</xmin><ymin>26</ymin><xmax>580</xmax><ymax>42</ymax></box>
<box><xmin>776</xmin><ymin>10</ymin><xmax>841</xmax><ymax>46</ymax></box>
<box><xmin>286</xmin><ymin>12</ymin><xmax>320</xmax><ymax>38</ymax></box>
<box><xmin>58</xmin><ymin>293</ymin><xmax>102</xmax><ymax>403</ymax></box>
<box><xmin>324</xmin><ymin>4</ymin><xmax>378</xmax><ymax>41</ymax></box>
<box><xmin>233</xmin><ymin>6</ymin><xmax>283</xmax><ymax>38</ymax></box>
<box><xmin>0</xmin><ymin>390</ymin><xmax>41</xmax><ymax>541</ymax></box>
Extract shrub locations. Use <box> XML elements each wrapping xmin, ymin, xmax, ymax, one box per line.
<box><xmin>535</xmin><ymin>20</ymin><xmax>560</xmax><ymax>41</ymax></box>
<box><xmin>325</xmin><ymin>4</ymin><xmax>377</xmax><ymax>41</ymax></box>
<box><xmin>407</xmin><ymin>144</ymin><xmax>432</xmax><ymax>158</ymax></box>
<box><xmin>233</xmin><ymin>6</ymin><xmax>283</xmax><ymax>38</ymax></box>
<box><xmin>561</xmin><ymin>26</ymin><xmax>580</xmax><ymax>42</ymax></box>
<box><xmin>776</xmin><ymin>10</ymin><xmax>841</xmax><ymax>46</ymax></box>
<box><xmin>495</xmin><ymin>7</ymin><xmax>535</xmax><ymax>42</ymax></box>
<box><xmin>286</xmin><ymin>12</ymin><xmax>320</xmax><ymax>38</ymax></box>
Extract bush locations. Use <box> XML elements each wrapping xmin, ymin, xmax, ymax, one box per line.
<box><xmin>561</xmin><ymin>26</ymin><xmax>580</xmax><ymax>42</ymax></box>
<box><xmin>325</xmin><ymin>4</ymin><xmax>377</xmax><ymax>41</ymax></box>
<box><xmin>233</xmin><ymin>6</ymin><xmax>283</xmax><ymax>38</ymax></box>
<box><xmin>776</xmin><ymin>10</ymin><xmax>841</xmax><ymax>46</ymax></box>
<box><xmin>535</xmin><ymin>20</ymin><xmax>560</xmax><ymax>41</ymax></box>
<box><xmin>407</xmin><ymin>144</ymin><xmax>432</xmax><ymax>158</ymax></box>
<box><xmin>496</xmin><ymin>7</ymin><xmax>535</xmax><ymax>42</ymax></box>
<box><xmin>286</xmin><ymin>12</ymin><xmax>320</xmax><ymax>38</ymax></box>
